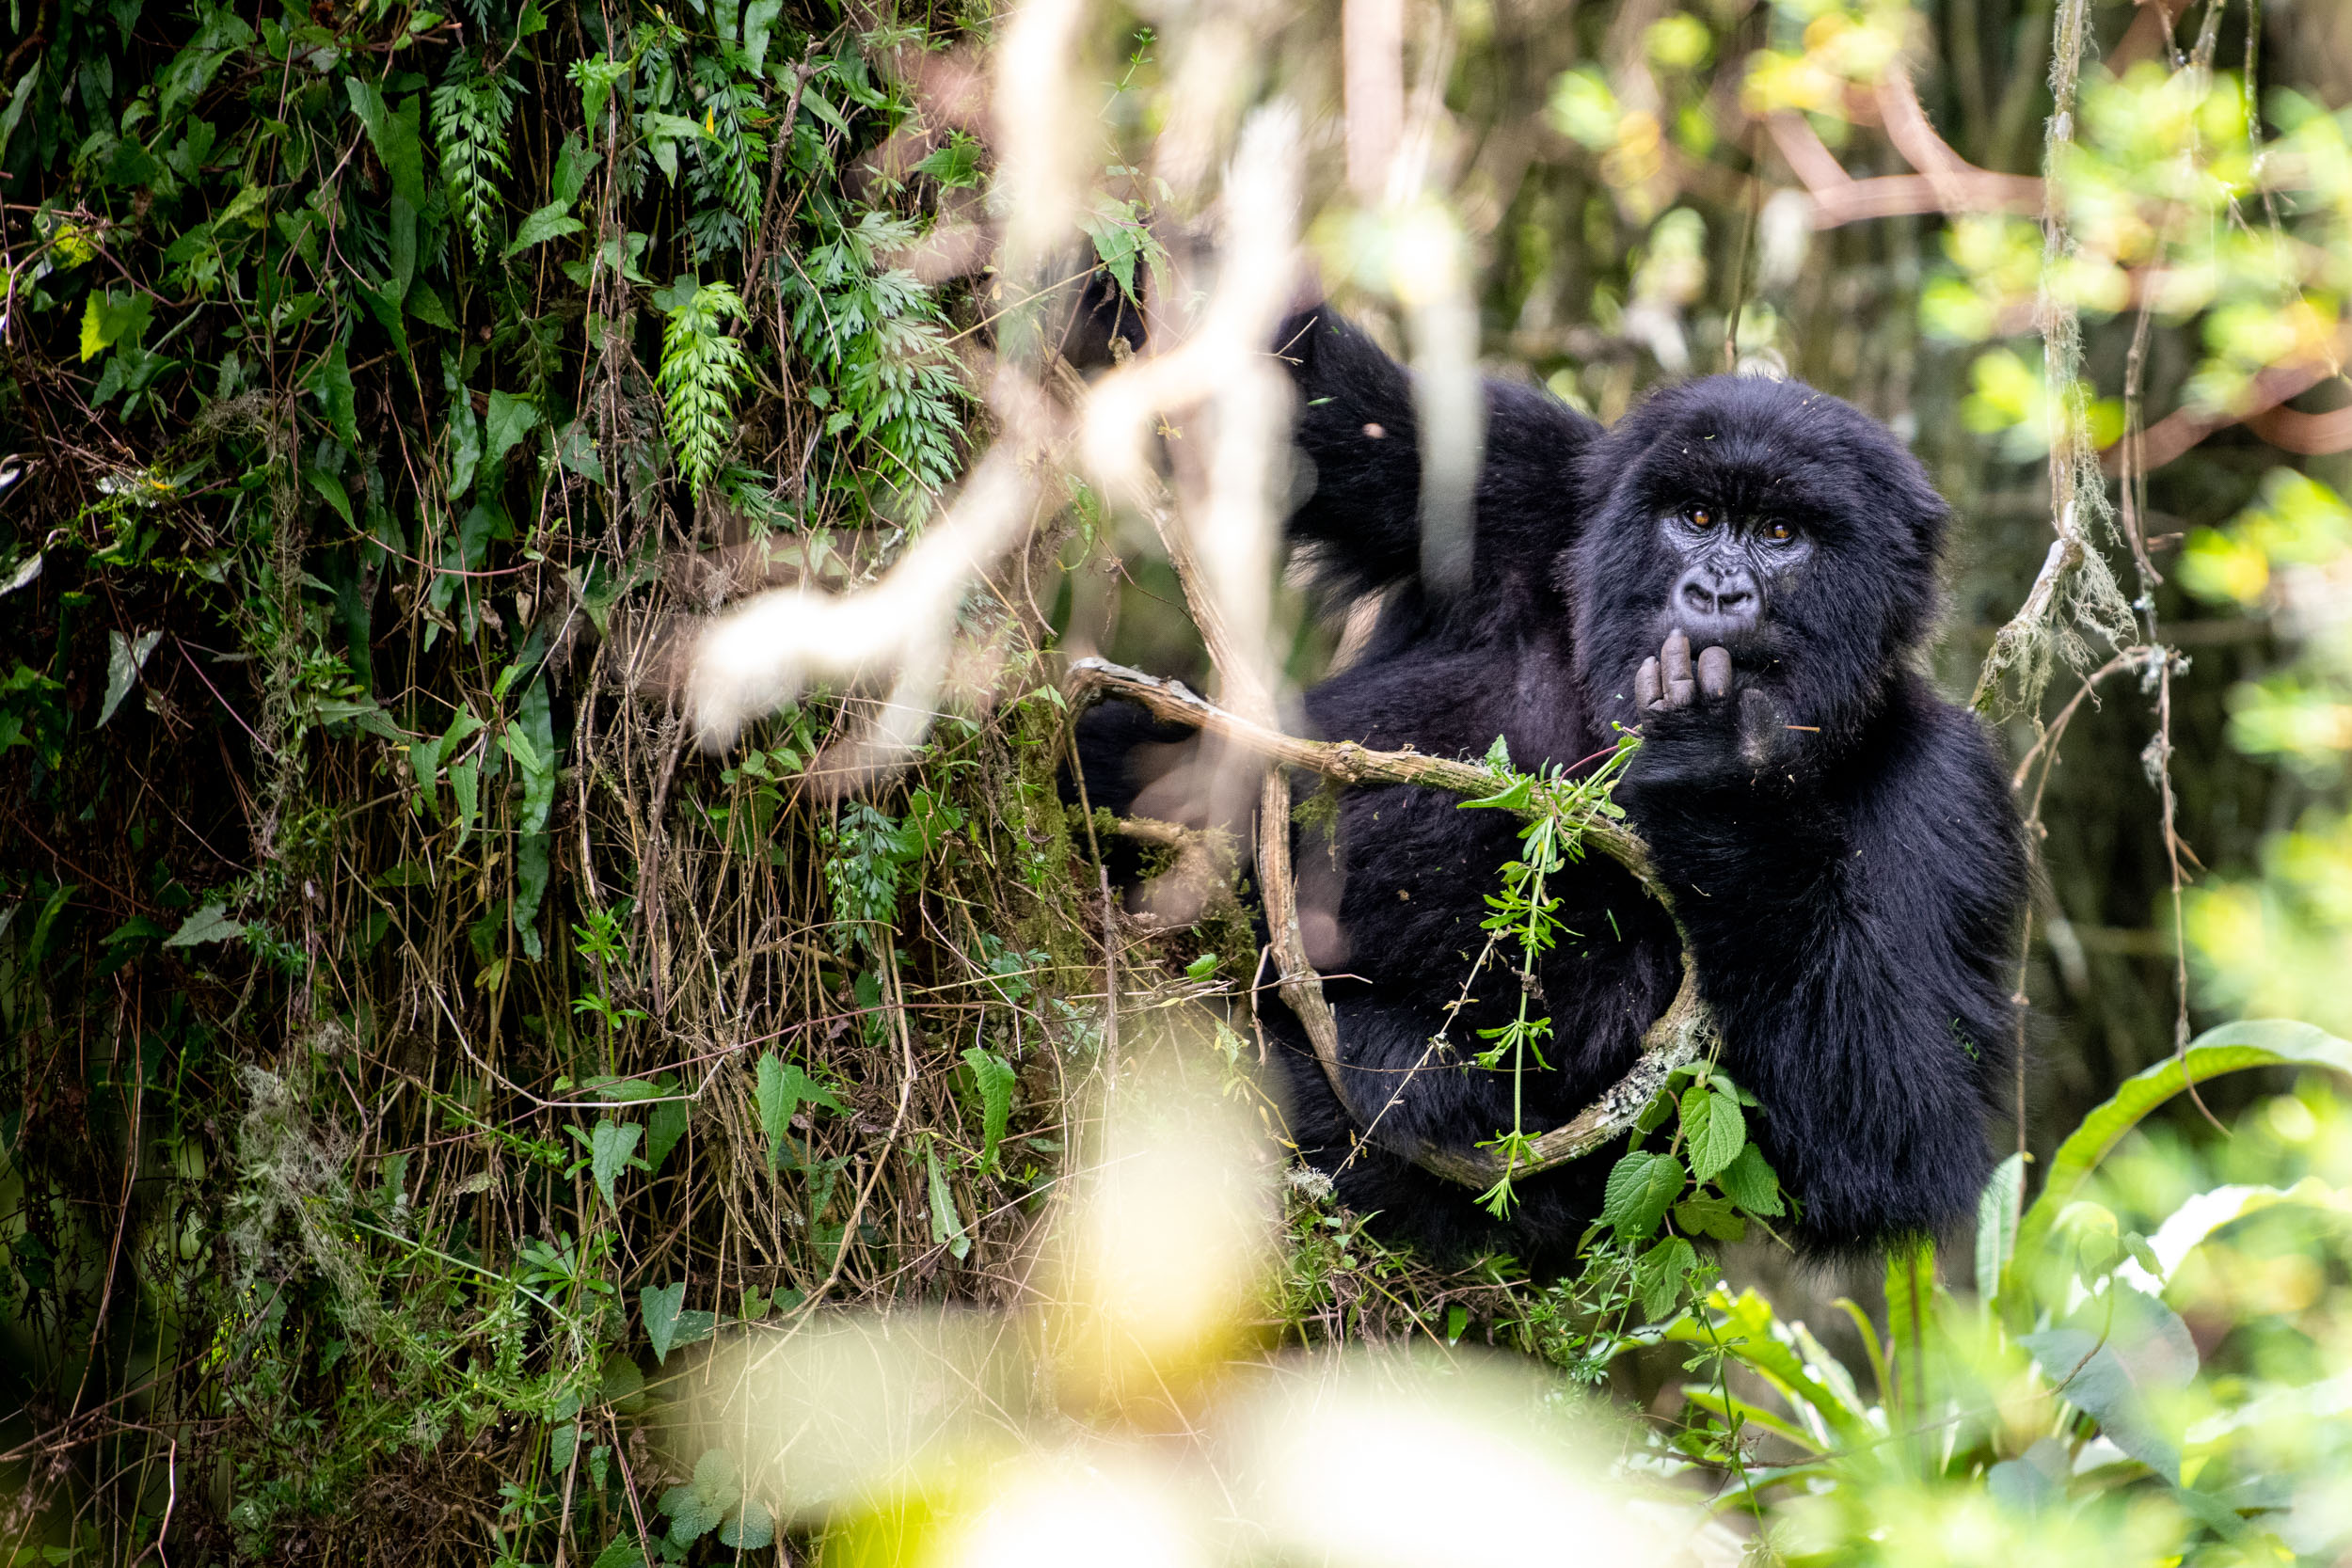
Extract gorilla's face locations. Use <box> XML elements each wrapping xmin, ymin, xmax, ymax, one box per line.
<box><xmin>1655</xmin><ymin>500</ymin><xmax>1816</xmax><ymax>649</ymax></box>
<box><xmin>1565</xmin><ymin>375</ymin><xmax>1948</xmax><ymax>741</ymax></box>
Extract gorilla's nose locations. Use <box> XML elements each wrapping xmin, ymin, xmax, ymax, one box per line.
<box><xmin>1675</xmin><ymin>565</ymin><xmax>1760</xmax><ymax>637</ymax></box>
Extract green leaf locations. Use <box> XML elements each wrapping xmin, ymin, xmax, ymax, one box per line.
<box><xmin>100</xmin><ymin>628</ymin><xmax>163</xmax><ymax>727</ymax></box>
<box><xmin>504</xmin><ymin>200</ymin><xmax>584</xmax><ymax>259</ymax></box>
<box><xmin>1672</xmin><ymin>1195</ymin><xmax>1747</xmax><ymax>1243</ymax></box>
<box><xmin>640</xmin><ymin>1282</ymin><xmax>716</xmax><ymax>1365</ymax></box>
<box><xmin>960</xmin><ymin>1045</ymin><xmax>1014</xmax><ymax>1171</ymax></box>
<box><xmin>448</xmin><ymin>761</ymin><xmax>480</xmax><ymax>848</ymax></box>
<box><xmin>308</xmin><ymin>341</ymin><xmax>359</xmax><ymax>451</ymax></box>
<box><xmin>164</xmin><ymin>902</ymin><xmax>245</xmax><ymax>947</ymax></box>
<box><xmin>1717</xmin><ymin>1142</ymin><xmax>1784</xmax><ymax>1216</ymax></box>
<box><xmin>720</xmin><ymin>1497</ymin><xmax>775</xmax><ymax>1550</ymax></box>
<box><xmin>645</xmin><ymin>1096</ymin><xmax>689</xmax><ymax>1177</ymax></box>
<box><xmin>1600</xmin><ymin>1149</ymin><xmax>1685</xmax><ymax>1237</ymax></box>
<box><xmin>552</xmin><ymin>132</ymin><xmax>602</xmax><ymax>205</ymax></box>
<box><xmin>2021</xmin><ymin>1291</ymin><xmax>2199</xmax><ymax>1484</ymax></box>
<box><xmin>483</xmin><ymin>390</ymin><xmax>543</xmax><ymax>470</ymax></box>
<box><xmin>2006</xmin><ymin>1020</ymin><xmax>2352</xmax><ymax>1317</ymax></box>
<box><xmin>585</xmin><ymin>1118</ymin><xmax>643</xmax><ymax>1208</ymax></box>
<box><xmin>79</xmin><ymin>290</ymin><xmax>152</xmax><ymax>362</ymax></box>
<box><xmin>345</xmin><ymin>78</ymin><xmax>427</xmax><ymax>208</ymax></box>
<box><xmin>406</xmin><ymin>279</ymin><xmax>457</xmax><ymax>330</ymax></box>
<box><xmin>1975</xmin><ymin>1150</ymin><xmax>2026</xmax><ymax>1300</ymax></box>
<box><xmin>740</xmin><ymin>0</ymin><xmax>783</xmax><ymax>73</ymax></box>
<box><xmin>660</xmin><ymin>1481</ymin><xmax>722</xmax><ymax>1544</ymax></box>
<box><xmin>306</xmin><ymin>464</ymin><xmax>355</xmax><ymax>527</ymax></box>
<box><xmin>925</xmin><ymin>1137</ymin><xmax>969</xmax><ymax>1259</ymax></box>
<box><xmin>1682</xmin><ymin>1085</ymin><xmax>1745</xmax><ymax>1184</ymax></box>
<box><xmin>1633</xmin><ymin>1234</ymin><xmax>1699</xmax><ymax>1320</ymax></box>
<box><xmin>755</xmin><ymin>1053</ymin><xmax>844</xmax><ymax>1169</ymax></box>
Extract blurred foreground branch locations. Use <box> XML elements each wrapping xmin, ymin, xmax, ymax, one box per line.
<box><xmin>1065</xmin><ymin>657</ymin><xmax>1712</xmax><ymax>1187</ymax></box>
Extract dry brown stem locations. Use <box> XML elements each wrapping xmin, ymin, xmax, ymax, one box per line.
<box><xmin>1064</xmin><ymin>657</ymin><xmax>1713</xmax><ymax>1187</ymax></box>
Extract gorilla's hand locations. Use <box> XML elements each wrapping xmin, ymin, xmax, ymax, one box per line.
<box><xmin>1629</xmin><ymin>631</ymin><xmax>1795</xmax><ymax>782</ymax></box>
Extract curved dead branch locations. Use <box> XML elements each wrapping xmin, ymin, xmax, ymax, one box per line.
<box><xmin>1065</xmin><ymin>656</ymin><xmax>1716</xmax><ymax>1189</ymax></box>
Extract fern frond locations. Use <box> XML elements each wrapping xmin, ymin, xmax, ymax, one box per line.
<box><xmin>658</xmin><ymin>279</ymin><xmax>750</xmax><ymax>495</ymax></box>
<box><xmin>432</xmin><ymin>69</ymin><xmax>522</xmax><ymax>260</ymax></box>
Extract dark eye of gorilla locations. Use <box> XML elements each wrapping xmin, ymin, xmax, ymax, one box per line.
<box><xmin>1766</xmin><ymin>522</ymin><xmax>1793</xmax><ymax>542</ymax></box>
<box><xmin>1687</xmin><ymin>505</ymin><xmax>1714</xmax><ymax>528</ymax></box>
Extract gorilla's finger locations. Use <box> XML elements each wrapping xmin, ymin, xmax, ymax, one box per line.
<box><xmin>1697</xmin><ymin>645</ymin><xmax>1732</xmax><ymax>699</ymax></box>
<box><xmin>1661</xmin><ymin>632</ymin><xmax>1695</xmax><ymax>707</ymax></box>
<box><xmin>1635</xmin><ymin>657</ymin><xmax>1661</xmax><ymax>710</ymax></box>
<box><xmin>1661</xmin><ymin>631</ymin><xmax>1692</xmax><ymax>688</ymax></box>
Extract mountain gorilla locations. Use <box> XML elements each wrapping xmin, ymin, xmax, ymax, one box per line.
<box><xmin>1078</xmin><ymin>307</ymin><xmax>2026</xmax><ymax>1263</ymax></box>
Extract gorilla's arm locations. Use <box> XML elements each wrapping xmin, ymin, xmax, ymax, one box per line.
<box><xmin>1621</xmin><ymin>686</ymin><xmax>2025</xmax><ymax>1253</ymax></box>
<box><xmin>1276</xmin><ymin>309</ymin><xmax>1600</xmax><ymax>611</ymax></box>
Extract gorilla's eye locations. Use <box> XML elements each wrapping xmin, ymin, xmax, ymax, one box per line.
<box><xmin>1686</xmin><ymin>506</ymin><xmax>1714</xmax><ymax>529</ymax></box>
<box><xmin>1766</xmin><ymin>522</ymin><xmax>1793</xmax><ymax>542</ymax></box>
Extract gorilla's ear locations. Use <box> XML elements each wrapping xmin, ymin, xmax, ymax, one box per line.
<box><xmin>1274</xmin><ymin>307</ymin><xmax>1601</xmax><ymax>610</ymax></box>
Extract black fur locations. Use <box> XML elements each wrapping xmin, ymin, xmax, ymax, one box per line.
<box><xmin>1082</xmin><ymin>308</ymin><xmax>2025</xmax><ymax>1265</ymax></box>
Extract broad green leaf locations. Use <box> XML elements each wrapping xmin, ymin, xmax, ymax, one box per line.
<box><xmin>2021</xmin><ymin>1290</ymin><xmax>2199</xmax><ymax>1484</ymax></box>
<box><xmin>504</xmin><ymin>200</ymin><xmax>584</xmax><ymax>258</ymax></box>
<box><xmin>960</xmin><ymin>1045</ymin><xmax>1014</xmax><ymax>1171</ymax></box>
<box><xmin>483</xmin><ymin>390</ymin><xmax>543</xmax><ymax>470</ymax></box>
<box><xmin>1718</xmin><ymin>1142</ymin><xmax>1785</xmax><ymax>1217</ymax></box>
<box><xmin>1975</xmin><ymin>1150</ymin><xmax>2027</xmax><ymax>1300</ymax></box>
<box><xmin>1634</xmin><ymin>1234</ymin><xmax>1698</xmax><ymax>1319</ymax></box>
<box><xmin>740</xmin><ymin>0</ymin><xmax>783</xmax><ymax>74</ymax></box>
<box><xmin>100</xmin><ymin>628</ymin><xmax>162</xmax><ymax>727</ymax></box>
<box><xmin>640</xmin><ymin>1282</ymin><xmax>716</xmax><ymax>1365</ymax></box>
<box><xmin>551</xmin><ymin>133</ymin><xmax>602</xmax><ymax>205</ymax></box>
<box><xmin>1683</xmin><ymin>1085</ymin><xmax>1745</xmax><ymax>1183</ymax></box>
<box><xmin>1601</xmin><ymin>1149</ymin><xmax>1685</xmax><ymax>1237</ymax></box>
<box><xmin>720</xmin><ymin>1497</ymin><xmax>775</xmax><ymax>1549</ymax></box>
<box><xmin>345</xmin><ymin>78</ymin><xmax>426</xmax><ymax>208</ymax></box>
<box><xmin>2006</xmin><ymin>1020</ymin><xmax>2352</xmax><ymax>1318</ymax></box>
<box><xmin>660</xmin><ymin>1481</ymin><xmax>722</xmax><ymax>1544</ymax></box>
<box><xmin>755</xmin><ymin>1053</ymin><xmax>845</xmax><ymax>1169</ymax></box>
<box><xmin>645</xmin><ymin>1096</ymin><xmax>689</xmax><ymax>1177</ymax></box>
<box><xmin>585</xmin><ymin>1117</ymin><xmax>642</xmax><ymax>1208</ymax></box>
<box><xmin>164</xmin><ymin>902</ymin><xmax>245</xmax><ymax>947</ymax></box>
<box><xmin>80</xmin><ymin>290</ymin><xmax>152</xmax><ymax>362</ymax></box>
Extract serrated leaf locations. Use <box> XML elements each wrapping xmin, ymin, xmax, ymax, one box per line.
<box><xmin>1718</xmin><ymin>1142</ymin><xmax>1785</xmax><ymax>1218</ymax></box>
<box><xmin>641</xmin><ymin>1282</ymin><xmax>716</xmax><ymax>1365</ymax></box>
<box><xmin>1685</xmin><ymin>1085</ymin><xmax>1746</xmax><ymax>1183</ymax></box>
<box><xmin>1634</xmin><ymin>1235</ymin><xmax>1699</xmax><ymax>1320</ymax></box>
<box><xmin>960</xmin><ymin>1045</ymin><xmax>1014</xmax><ymax>1171</ymax></box>
<box><xmin>720</xmin><ymin>1497</ymin><xmax>775</xmax><ymax>1549</ymax></box>
<box><xmin>660</xmin><ymin>1481</ymin><xmax>722</xmax><ymax>1544</ymax></box>
<box><xmin>1673</xmin><ymin>1195</ymin><xmax>1748</xmax><ymax>1243</ymax></box>
<box><xmin>1600</xmin><ymin>1150</ymin><xmax>1685</xmax><ymax>1237</ymax></box>
<box><xmin>164</xmin><ymin>902</ymin><xmax>245</xmax><ymax>947</ymax></box>
<box><xmin>691</xmin><ymin>1447</ymin><xmax>742</xmax><ymax>1509</ymax></box>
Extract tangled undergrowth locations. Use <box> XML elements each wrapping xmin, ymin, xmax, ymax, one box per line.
<box><xmin>0</xmin><ymin>1</ymin><xmax>1596</xmax><ymax>1560</ymax></box>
